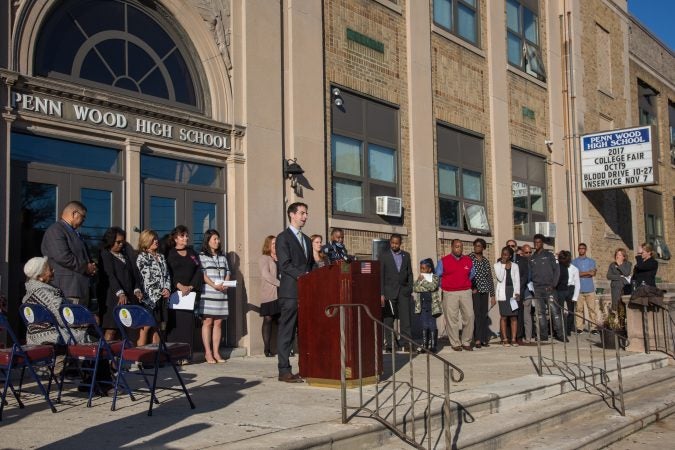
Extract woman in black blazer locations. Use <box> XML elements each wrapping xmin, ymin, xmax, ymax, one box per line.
<box><xmin>98</xmin><ymin>227</ymin><xmax>143</xmax><ymax>341</ymax></box>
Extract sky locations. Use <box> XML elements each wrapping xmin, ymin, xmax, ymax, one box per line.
<box><xmin>628</xmin><ymin>0</ymin><xmax>675</xmax><ymax>51</ymax></box>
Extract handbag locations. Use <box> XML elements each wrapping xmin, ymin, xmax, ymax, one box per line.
<box><xmin>622</xmin><ymin>283</ymin><xmax>633</xmax><ymax>296</ymax></box>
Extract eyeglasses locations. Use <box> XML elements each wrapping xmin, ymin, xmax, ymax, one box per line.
<box><xmin>114</xmin><ymin>240</ymin><xmax>125</xmax><ymax>245</ymax></box>
<box><xmin>523</xmin><ymin>251</ymin><xmax>532</xmax><ymax>255</ymax></box>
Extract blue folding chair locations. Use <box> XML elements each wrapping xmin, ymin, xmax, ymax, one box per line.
<box><xmin>18</xmin><ymin>303</ymin><xmax>66</xmax><ymax>393</ymax></box>
<box><xmin>113</xmin><ymin>305</ymin><xmax>195</xmax><ymax>416</ymax></box>
<box><xmin>58</xmin><ymin>304</ymin><xmax>134</xmax><ymax>407</ymax></box>
<box><xmin>0</xmin><ymin>312</ymin><xmax>57</xmax><ymax>420</ymax></box>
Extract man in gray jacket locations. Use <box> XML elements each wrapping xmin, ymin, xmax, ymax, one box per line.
<box><xmin>529</xmin><ymin>234</ymin><xmax>563</xmax><ymax>341</ymax></box>
<box><xmin>40</xmin><ymin>201</ymin><xmax>96</xmax><ymax>306</ymax></box>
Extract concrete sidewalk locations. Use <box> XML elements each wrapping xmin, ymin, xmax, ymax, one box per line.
<box><xmin>0</xmin><ymin>338</ymin><xmax>649</xmax><ymax>449</ymax></box>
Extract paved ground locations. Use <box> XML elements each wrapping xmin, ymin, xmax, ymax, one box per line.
<box><xmin>603</xmin><ymin>414</ymin><xmax>675</xmax><ymax>449</ymax></box>
<box><xmin>0</xmin><ymin>335</ymin><xmax>668</xmax><ymax>449</ymax></box>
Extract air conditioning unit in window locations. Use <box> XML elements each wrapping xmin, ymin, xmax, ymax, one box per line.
<box><xmin>535</xmin><ymin>222</ymin><xmax>556</xmax><ymax>238</ymax></box>
<box><xmin>376</xmin><ymin>196</ymin><xmax>402</xmax><ymax>217</ymax></box>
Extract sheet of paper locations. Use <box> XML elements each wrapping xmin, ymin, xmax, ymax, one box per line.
<box><xmin>510</xmin><ymin>298</ymin><xmax>519</xmax><ymax>311</ymax></box>
<box><xmin>168</xmin><ymin>291</ymin><xmax>196</xmax><ymax>310</ymax></box>
<box><xmin>422</xmin><ymin>273</ymin><xmax>433</xmax><ymax>282</ymax></box>
<box><xmin>221</xmin><ymin>280</ymin><xmax>237</xmax><ymax>287</ymax></box>
<box><xmin>527</xmin><ymin>281</ymin><xmax>534</xmax><ymax>292</ymax></box>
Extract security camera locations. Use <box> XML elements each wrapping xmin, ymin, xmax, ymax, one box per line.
<box><xmin>334</xmin><ymin>97</ymin><xmax>343</xmax><ymax>107</ymax></box>
<box><xmin>332</xmin><ymin>87</ymin><xmax>341</xmax><ymax>97</ymax></box>
<box><xmin>544</xmin><ymin>140</ymin><xmax>553</xmax><ymax>146</ymax></box>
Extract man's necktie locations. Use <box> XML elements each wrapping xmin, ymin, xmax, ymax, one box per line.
<box><xmin>297</xmin><ymin>231</ymin><xmax>306</xmax><ymax>255</ymax></box>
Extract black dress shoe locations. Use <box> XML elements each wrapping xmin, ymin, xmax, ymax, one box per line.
<box><xmin>278</xmin><ymin>372</ymin><xmax>304</xmax><ymax>383</ymax></box>
<box><xmin>264</xmin><ymin>350</ymin><xmax>273</xmax><ymax>357</ymax></box>
<box><xmin>384</xmin><ymin>346</ymin><xmax>393</xmax><ymax>354</ymax></box>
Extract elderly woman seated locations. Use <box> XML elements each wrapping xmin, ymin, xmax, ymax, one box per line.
<box><xmin>22</xmin><ymin>256</ymin><xmax>88</xmax><ymax>345</ymax></box>
<box><xmin>22</xmin><ymin>256</ymin><xmax>111</xmax><ymax>394</ymax></box>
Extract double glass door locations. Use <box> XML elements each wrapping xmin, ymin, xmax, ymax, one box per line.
<box><xmin>143</xmin><ymin>182</ymin><xmax>224</xmax><ymax>252</ymax></box>
<box><xmin>13</xmin><ymin>164</ymin><xmax>122</xmax><ymax>265</ymax></box>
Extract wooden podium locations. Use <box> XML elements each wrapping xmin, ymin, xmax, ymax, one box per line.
<box><xmin>297</xmin><ymin>261</ymin><xmax>382</xmax><ymax>387</ymax></box>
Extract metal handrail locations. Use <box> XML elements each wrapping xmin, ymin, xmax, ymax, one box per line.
<box><xmin>635</xmin><ymin>300</ymin><xmax>675</xmax><ymax>357</ymax></box>
<box><xmin>325</xmin><ymin>303</ymin><xmax>464</xmax><ymax>450</ymax></box>
<box><xmin>532</xmin><ymin>296</ymin><xmax>626</xmax><ymax>416</ymax></box>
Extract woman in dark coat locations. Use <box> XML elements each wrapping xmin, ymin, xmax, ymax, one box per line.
<box><xmin>165</xmin><ymin>225</ymin><xmax>203</xmax><ymax>352</ymax></box>
<box><xmin>98</xmin><ymin>227</ymin><xmax>143</xmax><ymax>341</ymax></box>
<box><xmin>606</xmin><ymin>248</ymin><xmax>632</xmax><ymax>311</ymax></box>
<box><xmin>633</xmin><ymin>243</ymin><xmax>658</xmax><ymax>287</ymax></box>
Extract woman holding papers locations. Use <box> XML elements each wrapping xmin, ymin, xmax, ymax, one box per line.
<box><xmin>136</xmin><ymin>229</ymin><xmax>171</xmax><ymax>345</ymax></box>
<box><xmin>198</xmin><ymin>229</ymin><xmax>231</xmax><ymax>363</ymax></box>
<box><xmin>166</xmin><ymin>225</ymin><xmax>203</xmax><ymax>354</ymax></box>
<box><xmin>494</xmin><ymin>246</ymin><xmax>520</xmax><ymax>347</ymax></box>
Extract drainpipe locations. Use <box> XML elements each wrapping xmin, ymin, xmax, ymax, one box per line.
<box><xmin>567</xmin><ymin>10</ymin><xmax>582</xmax><ymax>250</ymax></box>
<box><xmin>280</xmin><ymin>0</ymin><xmax>288</xmax><ymax>228</ymax></box>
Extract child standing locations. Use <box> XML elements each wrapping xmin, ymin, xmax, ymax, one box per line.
<box><xmin>413</xmin><ymin>258</ymin><xmax>442</xmax><ymax>352</ymax></box>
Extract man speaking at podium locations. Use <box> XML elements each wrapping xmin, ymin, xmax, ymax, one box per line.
<box><xmin>275</xmin><ymin>202</ymin><xmax>314</xmax><ymax>382</ymax></box>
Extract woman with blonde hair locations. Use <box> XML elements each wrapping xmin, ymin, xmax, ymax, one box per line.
<box><xmin>258</xmin><ymin>235</ymin><xmax>280</xmax><ymax>357</ymax></box>
<box><xmin>136</xmin><ymin>229</ymin><xmax>171</xmax><ymax>345</ymax></box>
<box><xmin>606</xmin><ymin>248</ymin><xmax>632</xmax><ymax>310</ymax></box>
<box><xmin>311</xmin><ymin>234</ymin><xmax>328</xmax><ymax>269</ymax></box>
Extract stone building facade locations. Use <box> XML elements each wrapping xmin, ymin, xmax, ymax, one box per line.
<box><xmin>1</xmin><ymin>0</ymin><xmax>672</xmax><ymax>353</ymax></box>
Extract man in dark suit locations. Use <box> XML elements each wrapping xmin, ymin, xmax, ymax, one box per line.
<box><xmin>379</xmin><ymin>233</ymin><xmax>414</xmax><ymax>352</ymax></box>
<box><xmin>275</xmin><ymin>202</ymin><xmax>313</xmax><ymax>382</ymax></box>
<box><xmin>40</xmin><ymin>200</ymin><xmax>96</xmax><ymax>306</ymax></box>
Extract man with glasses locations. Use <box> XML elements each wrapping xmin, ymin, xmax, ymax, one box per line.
<box><xmin>41</xmin><ymin>200</ymin><xmax>97</xmax><ymax>306</ymax></box>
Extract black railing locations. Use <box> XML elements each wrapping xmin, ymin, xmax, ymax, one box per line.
<box><xmin>325</xmin><ymin>303</ymin><xmax>464</xmax><ymax>450</ymax></box>
<box><xmin>532</xmin><ymin>296</ymin><xmax>627</xmax><ymax>416</ymax></box>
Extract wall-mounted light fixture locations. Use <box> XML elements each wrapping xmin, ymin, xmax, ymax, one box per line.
<box><xmin>332</xmin><ymin>87</ymin><xmax>343</xmax><ymax>107</ymax></box>
<box><xmin>283</xmin><ymin>158</ymin><xmax>305</xmax><ymax>196</ymax></box>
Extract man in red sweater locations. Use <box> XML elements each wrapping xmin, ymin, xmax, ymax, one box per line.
<box><xmin>436</xmin><ymin>239</ymin><xmax>476</xmax><ymax>351</ymax></box>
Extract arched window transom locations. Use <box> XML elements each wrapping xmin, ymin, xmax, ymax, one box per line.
<box><xmin>34</xmin><ymin>0</ymin><xmax>201</xmax><ymax>109</ymax></box>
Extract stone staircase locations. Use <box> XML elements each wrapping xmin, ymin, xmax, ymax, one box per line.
<box><xmin>291</xmin><ymin>353</ymin><xmax>674</xmax><ymax>449</ymax></box>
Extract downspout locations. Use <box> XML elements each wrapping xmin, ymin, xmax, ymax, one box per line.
<box><xmin>567</xmin><ymin>10</ymin><xmax>582</xmax><ymax>249</ymax></box>
<box><xmin>560</xmin><ymin>11</ymin><xmax>574</xmax><ymax>250</ymax></box>
<box><xmin>280</xmin><ymin>0</ymin><xmax>287</xmax><ymax>227</ymax></box>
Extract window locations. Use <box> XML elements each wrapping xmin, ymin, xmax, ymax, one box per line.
<box><xmin>669</xmin><ymin>101</ymin><xmax>675</xmax><ymax>165</ymax></box>
<box><xmin>34</xmin><ymin>0</ymin><xmax>201</xmax><ymax>109</ymax></box>
<box><xmin>595</xmin><ymin>24</ymin><xmax>612</xmax><ymax>93</ymax></box>
<box><xmin>643</xmin><ymin>190</ymin><xmax>669</xmax><ymax>259</ymax></box>
<box><xmin>11</xmin><ymin>132</ymin><xmax>120</xmax><ymax>173</ymax></box>
<box><xmin>331</xmin><ymin>89</ymin><xmax>399</xmax><ymax>221</ymax></box>
<box><xmin>436</xmin><ymin>125</ymin><xmax>488</xmax><ymax>233</ymax></box>
<box><xmin>141</xmin><ymin>154</ymin><xmax>222</xmax><ymax>188</ymax></box>
<box><xmin>512</xmin><ymin>148</ymin><xmax>546</xmax><ymax>239</ymax></box>
<box><xmin>638</xmin><ymin>80</ymin><xmax>659</xmax><ymax>158</ymax></box>
<box><xmin>433</xmin><ymin>0</ymin><xmax>479</xmax><ymax>45</ymax></box>
<box><xmin>506</xmin><ymin>0</ymin><xmax>546</xmax><ymax>81</ymax></box>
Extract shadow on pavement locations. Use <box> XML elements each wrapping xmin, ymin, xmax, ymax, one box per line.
<box><xmin>37</xmin><ymin>375</ymin><xmax>260</xmax><ymax>449</ymax></box>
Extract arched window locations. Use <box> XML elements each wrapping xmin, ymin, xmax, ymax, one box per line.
<box><xmin>34</xmin><ymin>0</ymin><xmax>201</xmax><ymax>109</ymax></box>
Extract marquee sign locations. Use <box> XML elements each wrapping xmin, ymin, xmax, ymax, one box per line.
<box><xmin>11</xmin><ymin>90</ymin><xmax>232</xmax><ymax>151</ymax></box>
<box><xmin>580</xmin><ymin>125</ymin><xmax>658</xmax><ymax>191</ymax></box>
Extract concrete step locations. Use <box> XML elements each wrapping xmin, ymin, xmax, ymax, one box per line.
<box><xmin>230</xmin><ymin>353</ymin><xmax>669</xmax><ymax>449</ymax></box>
<box><xmin>454</xmin><ymin>366</ymin><xmax>675</xmax><ymax>450</ymax></box>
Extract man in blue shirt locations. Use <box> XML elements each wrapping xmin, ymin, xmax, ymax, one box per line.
<box><xmin>572</xmin><ymin>243</ymin><xmax>599</xmax><ymax>334</ymax></box>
